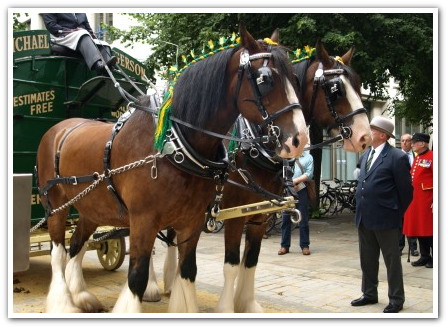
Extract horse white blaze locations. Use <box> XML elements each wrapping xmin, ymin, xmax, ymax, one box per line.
<box><xmin>112</xmin><ymin>284</ymin><xmax>141</xmax><ymax>313</ymax></box>
<box><xmin>215</xmin><ymin>263</ymin><xmax>239</xmax><ymax>313</ymax></box>
<box><xmin>234</xmin><ymin>266</ymin><xmax>263</xmax><ymax>313</ymax></box>
<box><xmin>340</xmin><ymin>75</ymin><xmax>372</xmax><ymax>152</ymax></box>
<box><xmin>168</xmin><ymin>275</ymin><xmax>198</xmax><ymax>313</ymax></box>
<box><xmin>46</xmin><ymin>243</ymin><xmax>81</xmax><ymax>313</ymax></box>
<box><xmin>65</xmin><ymin>243</ymin><xmax>103</xmax><ymax>312</ymax></box>
<box><xmin>280</xmin><ymin>78</ymin><xmax>308</xmax><ymax>158</ymax></box>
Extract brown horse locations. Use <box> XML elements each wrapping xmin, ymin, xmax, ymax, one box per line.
<box><xmin>150</xmin><ymin>38</ymin><xmax>372</xmax><ymax>312</ymax></box>
<box><xmin>36</xmin><ymin>24</ymin><xmax>308</xmax><ymax>313</ymax></box>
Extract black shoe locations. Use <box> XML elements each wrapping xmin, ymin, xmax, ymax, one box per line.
<box><xmin>425</xmin><ymin>261</ymin><xmax>433</xmax><ymax>268</ymax></box>
<box><xmin>411</xmin><ymin>250</ymin><xmax>419</xmax><ymax>256</ymax></box>
<box><xmin>106</xmin><ymin>56</ymin><xmax>118</xmax><ymax>68</ymax></box>
<box><xmin>351</xmin><ymin>295</ymin><xmax>378</xmax><ymax>306</ymax></box>
<box><xmin>411</xmin><ymin>258</ymin><xmax>428</xmax><ymax>267</ymax></box>
<box><xmin>383</xmin><ymin>303</ymin><xmax>403</xmax><ymax>313</ymax></box>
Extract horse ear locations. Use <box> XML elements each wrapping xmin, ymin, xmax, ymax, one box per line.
<box><xmin>341</xmin><ymin>46</ymin><xmax>355</xmax><ymax>66</ymax></box>
<box><xmin>315</xmin><ymin>38</ymin><xmax>332</xmax><ymax>67</ymax></box>
<box><xmin>239</xmin><ymin>21</ymin><xmax>261</xmax><ymax>52</ymax></box>
<box><xmin>270</xmin><ymin>28</ymin><xmax>280</xmax><ymax>44</ymax></box>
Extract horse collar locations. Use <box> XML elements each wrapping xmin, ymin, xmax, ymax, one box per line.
<box><xmin>162</xmin><ymin>123</ymin><xmax>229</xmax><ymax>180</ymax></box>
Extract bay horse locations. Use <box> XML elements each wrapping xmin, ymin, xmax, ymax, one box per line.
<box><xmin>36</xmin><ymin>23</ymin><xmax>308</xmax><ymax>313</ymax></box>
<box><xmin>148</xmin><ymin>38</ymin><xmax>372</xmax><ymax>312</ymax></box>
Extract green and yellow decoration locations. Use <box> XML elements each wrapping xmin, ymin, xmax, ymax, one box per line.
<box><xmin>154</xmin><ymin>33</ymin><xmax>241</xmax><ymax>151</ymax></box>
<box><xmin>291</xmin><ymin>45</ymin><xmax>315</xmax><ymax>63</ymax></box>
<box><xmin>154</xmin><ymin>35</ymin><xmax>315</xmax><ymax>151</ymax></box>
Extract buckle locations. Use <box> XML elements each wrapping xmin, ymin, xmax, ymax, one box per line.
<box><xmin>71</xmin><ymin>176</ymin><xmax>78</xmax><ymax>185</ymax></box>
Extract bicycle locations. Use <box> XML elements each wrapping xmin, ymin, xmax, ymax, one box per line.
<box><xmin>265</xmin><ymin>210</ymin><xmax>299</xmax><ymax>235</ymax></box>
<box><xmin>318</xmin><ymin>179</ymin><xmax>357</xmax><ymax>217</ymax></box>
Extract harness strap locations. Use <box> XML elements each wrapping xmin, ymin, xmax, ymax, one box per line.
<box><xmin>38</xmin><ymin>121</ymin><xmax>90</xmax><ymax>218</ymax></box>
<box><xmin>225</xmin><ymin>159</ymin><xmax>285</xmax><ymax>202</ymax></box>
<box><xmin>40</xmin><ymin>173</ymin><xmax>99</xmax><ymax>195</ymax></box>
<box><xmin>169</xmin><ymin>116</ymin><xmax>275</xmax><ymax>144</ymax></box>
<box><xmin>102</xmin><ymin>110</ymin><xmax>136</xmax><ymax>218</ymax></box>
<box><xmin>257</xmin><ymin>103</ymin><xmax>302</xmax><ymax>128</ymax></box>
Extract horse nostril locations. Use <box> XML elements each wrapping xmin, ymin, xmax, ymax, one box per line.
<box><xmin>362</xmin><ymin>143</ymin><xmax>366</xmax><ymax>150</ymax></box>
<box><xmin>292</xmin><ymin>133</ymin><xmax>300</xmax><ymax>147</ymax></box>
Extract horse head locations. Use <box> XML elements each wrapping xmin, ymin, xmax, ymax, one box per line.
<box><xmin>294</xmin><ymin>39</ymin><xmax>372</xmax><ymax>152</ymax></box>
<box><xmin>228</xmin><ymin>23</ymin><xmax>308</xmax><ymax>159</ymax></box>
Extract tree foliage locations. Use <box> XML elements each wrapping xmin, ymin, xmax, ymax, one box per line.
<box><xmin>13</xmin><ymin>13</ymin><xmax>29</xmax><ymax>32</ymax></box>
<box><xmin>105</xmin><ymin>13</ymin><xmax>433</xmax><ymax>127</ymax></box>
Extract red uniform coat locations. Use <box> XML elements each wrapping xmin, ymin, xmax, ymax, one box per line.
<box><xmin>403</xmin><ymin>149</ymin><xmax>433</xmax><ymax>236</ymax></box>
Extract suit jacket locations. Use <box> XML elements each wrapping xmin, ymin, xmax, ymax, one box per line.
<box><xmin>355</xmin><ymin>142</ymin><xmax>413</xmax><ymax>230</ymax></box>
<box><xmin>42</xmin><ymin>13</ymin><xmax>95</xmax><ymax>38</ymax></box>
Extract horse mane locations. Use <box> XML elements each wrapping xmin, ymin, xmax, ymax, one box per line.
<box><xmin>292</xmin><ymin>59</ymin><xmax>312</xmax><ymax>96</ymax></box>
<box><xmin>269</xmin><ymin>45</ymin><xmax>297</xmax><ymax>90</ymax></box>
<box><xmin>171</xmin><ymin>47</ymin><xmax>237</xmax><ymax>129</ymax></box>
<box><xmin>171</xmin><ymin>43</ymin><xmax>295</xmax><ymax>129</ymax></box>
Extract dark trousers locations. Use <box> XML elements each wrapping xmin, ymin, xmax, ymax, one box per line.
<box><xmin>77</xmin><ymin>35</ymin><xmax>112</xmax><ymax>69</ymax></box>
<box><xmin>399</xmin><ymin>233</ymin><xmax>418</xmax><ymax>252</ymax></box>
<box><xmin>281</xmin><ymin>187</ymin><xmax>309</xmax><ymax>250</ymax></box>
<box><xmin>358</xmin><ymin>223</ymin><xmax>405</xmax><ymax>305</ymax></box>
<box><xmin>417</xmin><ymin>236</ymin><xmax>433</xmax><ymax>264</ymax></box>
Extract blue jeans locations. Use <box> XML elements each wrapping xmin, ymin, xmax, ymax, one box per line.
<box><xmin>280</xmin><ymin>187</ymin><xmax>310</xmax><ymax>250</ymax></box>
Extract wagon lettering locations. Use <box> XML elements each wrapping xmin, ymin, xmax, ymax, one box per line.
<box><xmin>30</xmin><ymin>101</ymin><xmax>53</xmax><ymax>115</ymax></box>
<box><xmin>13</xmin><ymin>90</ymin><xmax>55</xmax><ymax>115</ymax></box>
<box><xmin>111</xmin><ymin>105</ymin><xmax>128</xmax><ymax>118</ymax></box>
<box><xmin>31</xmin><ymin>193</ymin><xmax>41</xmax><ymax>205</ymax></box>
<box><xmin>116</xmin><ymin>52</ymin><xmax>146</xmax><ymax>79</ymax></box>
<box><xmin>14</xmin><ymin>34</ymin><xmax>49</xmax><ymax>53</ymax></box>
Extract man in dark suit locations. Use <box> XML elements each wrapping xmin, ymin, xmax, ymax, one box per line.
<box><xmin>351</xmin><ymin>116</ymin><xmax>413</xmax><ymax>313</ymax></box>
<box><xmin>42</xmin><ymin>13</ymin><xmax>117</xmax><ymax>74</ymax></box>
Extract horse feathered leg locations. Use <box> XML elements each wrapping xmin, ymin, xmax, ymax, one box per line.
<box><xmin>215</xmin><ymin>263</ymin><xmax>239</xmax><ymax>312</ymax></box>
<box><xmin>113</xmin><ymin>284</ymin><xmax>141</xmax><ymax>313</ymax></box>
<box><xmin>64</xmin><ymin>217</ymin><xmax>104</xmax><ymax>312</ymax></box>
<box><xmin>168</xmin><ymin>232</ymin><xmax>199</xmax><ymax>313</ymax></box>
<box><xmin>215</xmin><ymin>218</ymin><xmax>245</xmax><ymax>313</ymax></box>
<box><xmin>234</xmin><ymin>265</ymin><xmax>262</xmax><ymax>313</ymax></box>
<box><xmin>65</xmin><ymin>243</ymin><xmax>104</xmax><ymax>312</ymax></box>
<box><xmin>113</xmin><ymin>256</ymin><xmax>147</xmax><ymax>312</ymax></box>
<box><xmin>46</xmin><ymin>242</ymin><xmax>81</xmax><ymax>313</ymax></box>
<box><xmin>234</xmin><ymin>221</ymin><xmax>264</xmax><ymax>313</ymax></box>
<box><xmin>113</xmin><ymin>224</ymin><xmax>154</xmax><ymax>313</ymax></box>
<box><xmin>143</xmin><ymin>257</ymin><xmax>162</xmax><ymax>302</ymax></box>
<box><xmin>168</xmin><ymin>274</ymin><xmax>198</xmax><ymax>313</ymax></box>
<box><xmin>163</xmin><ymin>234</ymin><xmax>178</xmax><ymax>295</ymax></box>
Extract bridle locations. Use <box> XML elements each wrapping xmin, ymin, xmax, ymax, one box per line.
<box><xmin>308</xmin><ymin>60</ymin><xmax>367</xmax><ymax>144</ymax></box>
<box><xmin>233</xmin><ymin>48</ymin><xmax>301</xmax><ymax>148</ymax></box>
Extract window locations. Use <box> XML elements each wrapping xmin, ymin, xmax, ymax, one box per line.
<box><xmin>97</xmin><ymin>13</ymin><xmax>113</xmax><ymax>41</ymax></box>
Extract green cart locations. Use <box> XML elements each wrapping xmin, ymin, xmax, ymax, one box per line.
<box><xmin>13</xmin><ymin>30</ymin><xmax>149</xmax><ymax>272</ymax></box>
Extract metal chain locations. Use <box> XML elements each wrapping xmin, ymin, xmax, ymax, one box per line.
<box><xmin>50</xmin><ymin>177</ymin><xmax>104</xmax><ymax>215</ymax></box>
<box><xmin>92</xmin><ymin>227</ymin><xmax>128</xmax><ymax>242</ymax></box>
<box><xmin>29</xmin><ymin>216</ymin><xmax>48</xmax><ymax>233</ymax></box>
<box><xmin>48</xmin><ymin>153</ymin><xmax>161</xmax><ymax>217</ymax></box>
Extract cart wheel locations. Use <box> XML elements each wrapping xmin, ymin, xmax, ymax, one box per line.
<box><xmin>97</xmin><ymin>237</ymin><xmax>126</xmax><ymax>271</ymax></box>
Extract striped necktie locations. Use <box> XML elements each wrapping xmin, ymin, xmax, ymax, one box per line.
<box><xmin>365</xmin><ymin>149</ymin><xmax>375</xmax><ymax>172</ymax></box>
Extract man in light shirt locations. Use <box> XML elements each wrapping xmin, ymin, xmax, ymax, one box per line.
<box><xmin>399</xmin><ymin>133</ymin><xmax>419</xmax><ymax>257</ymax></box>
